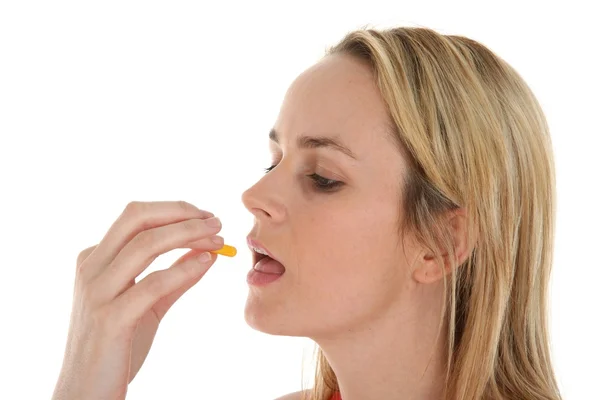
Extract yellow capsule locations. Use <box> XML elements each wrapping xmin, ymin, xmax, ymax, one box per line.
<box><xmin>210</xmin><ymin>244</ymin><xmax>237</xmax><ymax>257</ymax></box>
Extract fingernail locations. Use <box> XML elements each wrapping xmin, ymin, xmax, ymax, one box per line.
<box><xmin>198</xmin><ymin>252</ymin><xmax>212</xmax><ymax>263</ymax></box>
<box><xmin>206</xmin><ymin>217</ymin><xmax>221</xmax><ymax>228</ymax></box>
<box><xmin>211</xmin><ymin>235</ymin><xmax>224</xmax><ymax>245</ymax></box>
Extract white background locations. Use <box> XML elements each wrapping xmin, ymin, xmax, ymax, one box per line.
<box><xmin>1</xmin><ymin>1</ymin><xmax>598</xmax><ymax>399</ymax></box>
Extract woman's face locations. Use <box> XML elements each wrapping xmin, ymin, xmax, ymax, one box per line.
<box><xmin>242</xmin><ymin>53</ymin><xmax>416</xmax><ymax>339</ymax></box>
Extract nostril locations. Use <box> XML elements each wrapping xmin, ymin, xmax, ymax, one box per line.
<box><xmin>253</xmin><ymin>208</ymin><xmax>271</xmax><ymax>218</ymax></box>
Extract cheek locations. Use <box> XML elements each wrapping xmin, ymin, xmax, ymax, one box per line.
<box><xmin>299</xmin><ymin>204</ymin><xmax>399</xmax><ymax>286</ymax></box>
<box><xmin>278</xmin><ymin>201</ymin><xmax>407</xmax><ymax>333</ymax></box>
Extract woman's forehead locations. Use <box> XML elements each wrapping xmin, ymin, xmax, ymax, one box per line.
<box><xmin>273</xmin><ymin>55</ymin><xmax>395</xmax><ymax>160</ymax></box>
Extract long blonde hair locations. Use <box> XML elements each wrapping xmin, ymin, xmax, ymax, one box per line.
<box><xmin>300</xmin><ymin>26</ymin><xmax>562</xmax><ymax>400</ymax></box>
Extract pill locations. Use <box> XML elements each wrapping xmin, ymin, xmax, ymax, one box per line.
<box><xmin>210</xmin><ymin>244</ymin><xmax>237</xmax><ymax>257</ymax></box>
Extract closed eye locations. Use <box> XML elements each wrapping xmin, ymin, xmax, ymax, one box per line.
<box><xmin>263</xmin><ymin>165</ymin><xmax>343</xmax><ymax>192</ymax></box>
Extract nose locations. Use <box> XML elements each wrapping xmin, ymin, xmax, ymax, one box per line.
<box><xmin>241</xmin><ymin>170</ymin><xmax>286</xmax><ymax>222</ymax></box>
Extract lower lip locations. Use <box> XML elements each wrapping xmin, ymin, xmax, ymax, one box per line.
<box><xmin>246</xmin><ymin>267</ymin><xmax>284</xmax><ymax>286</ymax></box>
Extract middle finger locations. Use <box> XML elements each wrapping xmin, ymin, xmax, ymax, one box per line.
<box><xmin>93</xmin><ymin>217</ymin><xmax>223</xmax><ymax>301</ymax></box>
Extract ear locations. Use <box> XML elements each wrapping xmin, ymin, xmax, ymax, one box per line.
<box><xmin>413</xmin><ymin>208</ymin><xmax>476</xmax><ymax>284</ymax></box>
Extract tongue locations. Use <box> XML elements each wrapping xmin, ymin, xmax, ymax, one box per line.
<box><xmin>254</xmin><ymin>256</ymin><xmax>286</xmax><ymax>274</ymax></box>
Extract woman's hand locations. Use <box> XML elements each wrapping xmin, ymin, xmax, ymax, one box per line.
<box><xmin>52</xmin><ymin>201</ymin><xmax>225</xmax><ymax>400</ymax></box>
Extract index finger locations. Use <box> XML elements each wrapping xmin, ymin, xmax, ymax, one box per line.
<box><xmin>81</xmin><ymin>201</ymin><xmax>214</xmax><ymax>281</ymax></box>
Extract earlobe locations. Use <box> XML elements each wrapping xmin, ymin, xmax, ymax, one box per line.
<box><xmin>412</xmin><ymin>208</ymin><xmax>475</xmax><ymax>284</ymax></box>
<box><xmin>413</xmin><ymin>252</ymin><xmax>448</xmax><ymax>284</ymax></box>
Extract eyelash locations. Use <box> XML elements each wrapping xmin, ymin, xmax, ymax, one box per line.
<box><xmin>263</xmin><ymin>164</ymin><xmax>343</xmax><ymax>192</ymax></box>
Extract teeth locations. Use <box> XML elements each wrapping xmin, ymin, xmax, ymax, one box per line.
<box><xmin>252</xmin><ymin>246</ymin><xmax>269</xmax><ymax>256</ymax></box>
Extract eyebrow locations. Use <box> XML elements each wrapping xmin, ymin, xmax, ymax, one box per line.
<box><xmin>269</xmin><ymin>128</ymin><xmax>358</xmax><ymax>160</ymax></box>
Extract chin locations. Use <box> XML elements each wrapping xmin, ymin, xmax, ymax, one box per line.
<box><xmin>243</xmin><ymin>294</ymin><xmax>306</xmax><ymax>337</ymax></box>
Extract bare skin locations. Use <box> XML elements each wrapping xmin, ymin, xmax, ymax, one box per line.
<box><xmin>51</xmin><ymin>201</ymin><xmax>224</xmax><ymax>400</ymax></box>
<box><xmin>241</xmin><ymin>53</ymin><xmax>474</xmax><ymax>400</ymax></box>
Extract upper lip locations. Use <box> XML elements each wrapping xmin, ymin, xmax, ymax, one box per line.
<box><xmin>246</xmin><ymin>236</ymin><xmax>280</xmax><ymax>263</ymax></box>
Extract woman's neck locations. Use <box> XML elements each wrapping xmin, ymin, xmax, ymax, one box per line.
<box><xmin>314</xmin><ymin>284</ymin><xmax>448</xmax><ymax>400</ymax></box>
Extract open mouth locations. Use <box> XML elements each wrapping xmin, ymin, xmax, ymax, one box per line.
<box><xmin>251</xmin><ymin>249</ymin><xmax>286</xmax><ymax>275</ymax></box>
<box><xmin>252</xmin><ymin>249</ymin><xmax>270</xmax><ymax>266</ymax></box>
<box><xmin>246</xmin><ymin>238</ymin><xmax>286</xmax><ymax>285</ymax></box>
<box><xmin>247</xmin><ymin>236</ymin><xmax>286</xmax><ymax>275</ymax></box>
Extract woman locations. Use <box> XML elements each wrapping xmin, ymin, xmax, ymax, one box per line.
<box><xmin>51</xmin><ymin>26</ymin><xmax>562</xmax><ymax>400</ymax></box>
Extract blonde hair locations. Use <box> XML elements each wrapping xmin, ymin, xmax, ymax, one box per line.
<box><xmin>300</xmin><ymin>26</ymin><xmax>562</xmax><ymax>400</ymax></box>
